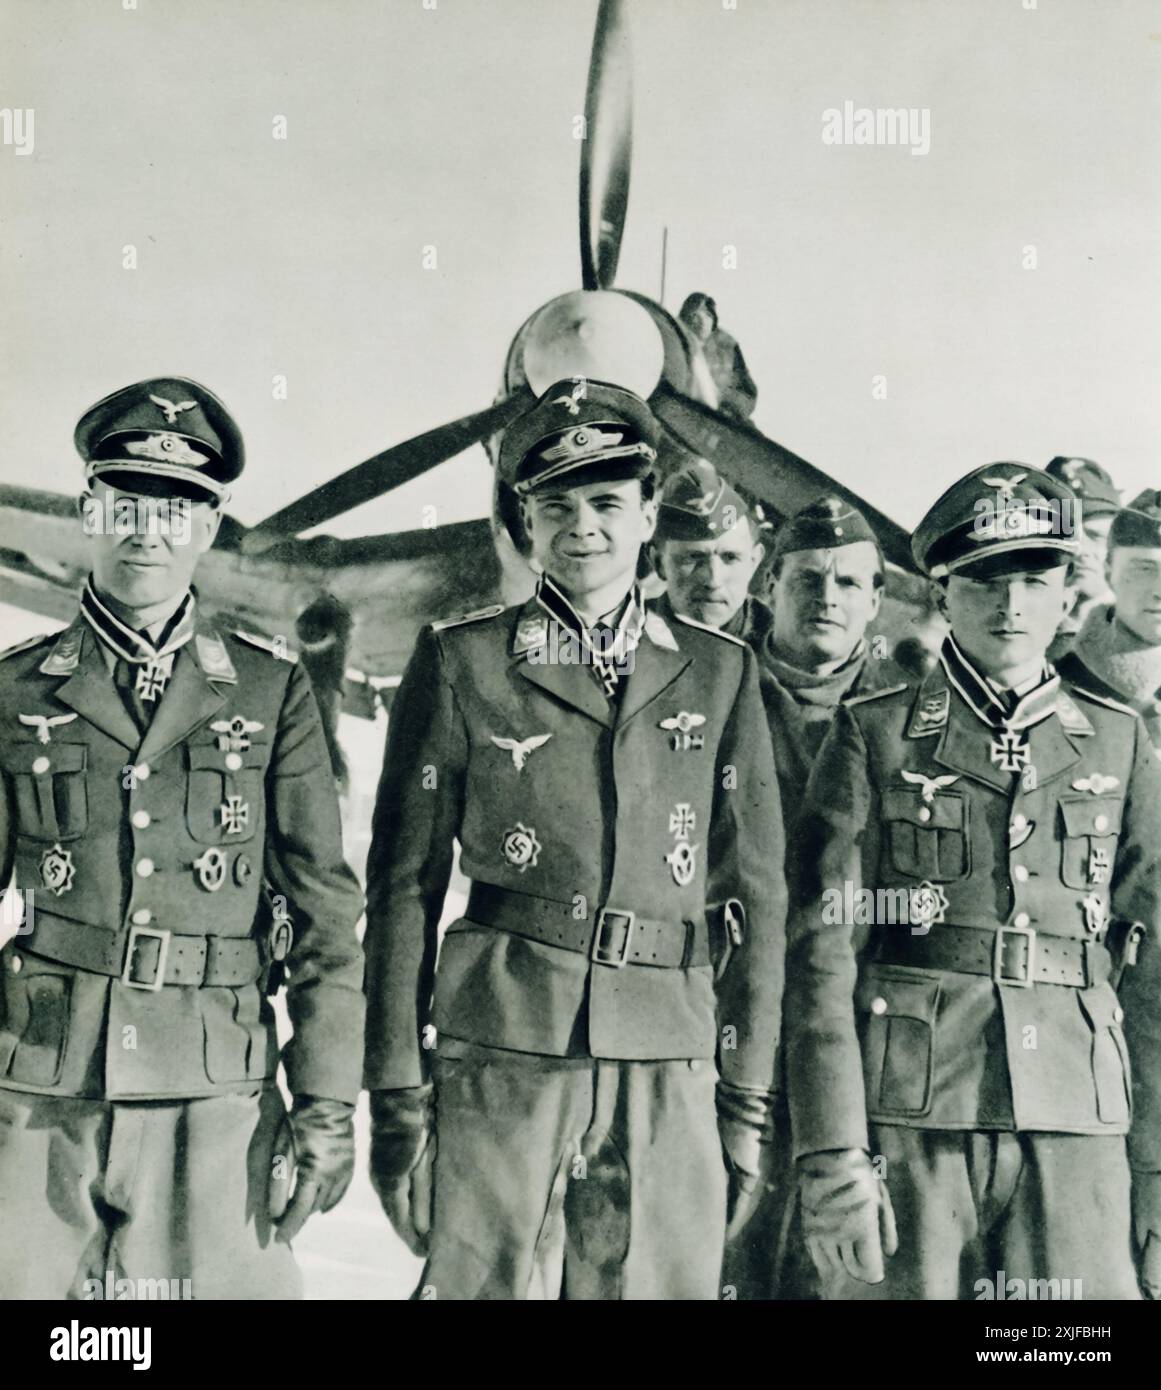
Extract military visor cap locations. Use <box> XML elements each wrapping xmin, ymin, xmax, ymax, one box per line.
<box><xmin>1046</xmin><ymin>456</ymin><xmax>1121</xmax><ymax>516</ymax></box>
<box><xmin>913</xmin><ymin>463</ymin><xmax>1080</xmax><ymax>579</ymax></box>
<box><xmin>656</xmin><ymin>458</ymin><xmax>751</xmax><ymax>541</ymax></box>
<box><xmin>1110</xmin><ymin>488</ymin><xmax>1161</xmax><ymax>549</ymax></box>
<box><xmin>771</xmin><ymin>494</ymin><xmax>878</xmax><ymax>564</ymax></box>
<box><xmin>500</xmin><ymin>378</ymin><xmax>659</xmax><ymax>496</ymax></box>
<box><xmin>75</xmin><ymin>377</ymin><xmax>243</xmax><ymax>504</ymax></box>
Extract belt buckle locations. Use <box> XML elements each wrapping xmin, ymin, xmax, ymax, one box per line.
<box><xmin>993</xmin><ymin>923</ymin><xmax>1035</xmax><ymax>989</ymax></box>
<box><xmin>122</xmin><ymin>925</ymin><xmax>171</xmax><ymax>992</ymax></box>
<box><xmin>591</xmin><ymin>908</ymin><xmax>635</xmax><ymax>968</ymax></box>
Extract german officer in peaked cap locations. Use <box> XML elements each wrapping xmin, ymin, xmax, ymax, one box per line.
<box><xmin>784</xmin><ymin>462</ymin><xmax>1161</xmax><ymax>1299</ymax></box>
<box><xmin>0</xmin><ymin>378</ymin><xmax>365</xmax><ymax>1299</ymax></box>
<box><xmin>364</xmin><ymin>378</ymin><xmax>787</xmax><ymax>1299</ymax></box>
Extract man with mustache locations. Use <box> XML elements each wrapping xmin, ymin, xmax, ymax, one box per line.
<box><xmin>0</xmin><ymin>378</ymin><xmax>365</xmax><ymax>1298</ymax></box>
<box><xmin>362</xmin><ymin>380</ymin><xmax>786</xmax><ymax>1299</ymax></box>
<box><xmin>785</xmin><ymin>462</ymin><xmax>1161</xmax><ymax>1299</ymax></box>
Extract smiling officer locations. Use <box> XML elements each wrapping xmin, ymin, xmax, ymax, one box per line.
<box><xmin>785</xmin><ymin>462</ymin><xmax>1161</xmax><ymax>1300</ymax></box>
<box><xmin>0</xmin><ymin>378</ymin><xmax>365</xmax><ymax>1299</ymax></box>
<box><xmin>363</xmin><ymin>379</ymin><xmax>786</xmax><ymax>1299</ymax></box>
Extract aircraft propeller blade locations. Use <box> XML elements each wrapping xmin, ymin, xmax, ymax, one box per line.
<box><xmin>579</xmin><ymin>0</ymin><xmax>633</xmax><ymax>291</ymax></box>
<box><xmin>649</xmin><ymin>384</ymin><xmax>918</xmax><ymax>573</ymax></box>
<box><xmin>242</xmin><ymin>390</ymin><xmax>534</xmax><ymax>551</ymax></box>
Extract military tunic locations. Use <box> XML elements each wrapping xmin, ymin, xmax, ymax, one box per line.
<box><xmin>784</xmin><ymin>646</ymin><xmax>1161</xmax><ymax>1298</ymax></box>
<box><xmin>0</xmin><ymin>616</ymin><xmax>365</xmax><ymax>1297</ymax></box>
<box><xmin>363</xmin><ymin>593</ymin><xmax>787</xmax><ymax>1298</ymax></box>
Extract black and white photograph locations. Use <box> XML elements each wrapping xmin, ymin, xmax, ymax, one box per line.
<box><xmin>1</xmin><ymin>0</ymin><xmax>1159</xmax><ymax>1352</ymax></box>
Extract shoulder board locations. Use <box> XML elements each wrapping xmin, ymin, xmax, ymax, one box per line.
<box><xmin>232</xmin><ymin>629</ymin><xmax>299</xmax><ymax>663</ymax></box>
<box><xmin>671</xmin><ymin>612</ymin><xmax>746</xmax><ymax>647</ymax></box>
<box><xmin>0</xmin><ymin>631</ymin><xmax>54</xmax><ymax>663</ymax></box>
<box><xmin>431</xmin><ymin>603</ymin><xmax>505</xmax><ymax>633</ymax></box>
<box><xmin>845</xmin><ymin>682</ymin><xmax>910</xmax><ymax>707</ymax></box>
<box><xmin>1068</xmin><ymin>686</ymin><xmax>1139</xmax><ymax>719</ymax></box>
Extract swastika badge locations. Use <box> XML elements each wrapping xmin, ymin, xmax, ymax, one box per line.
<box><xmin>501</xmin><ymin>823</ymin><xmax>541</xmax><ymax>873</ymax></box>
<box><xmin>39</xmin><ymin>843</ymin><xmax>75</xmax><ymax>897</ymax></box>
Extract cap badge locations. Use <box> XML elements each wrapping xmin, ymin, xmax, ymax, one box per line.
<box><xmin>18</xmin><ymin>712</ymin><xmax>78</xmax><ymax>744</ymax></box>
<box><xmin>1071</xmin><ymin>773</ymin><xmax>1120</xmax><ymax>796</ymax></box>
<box><xmin>39</xmin><ymin>843</ymin><xmax>75</xmax><ymax>897</ymax></box>
<box><xmin>126</xmin><ymin>433</ymin><xmax>210</xmax><ymax>466</ymax></box>
<box><xmin>490</xmin><ymin>732</ymin><xmax>552</xmax><ymax>772</ymax></box>
<box><xmin>982</xmin><ymin>473</ymin><xmax>1026</xmax><ymax>506</ymax></box>
<box><xmin>541</xmin><ymin>426</ymin><xmax>623</xmax><ymax>464</ymax></box>
<box><xmin>659</xmin><ymin>711</ymin><xmax>706</xmax><ymax>751</ymax></box>
<box><xmin>551</xmin><ymin>383</ymin><xmax>586</xmax><ymax>416</ymax></box>
<box><xmin>501</xmin><ymin>822</ymin><xmax>541</xmax><ymax>873</ymax></box>
<box><xmin>149</xmin><ymin>394</ymin><xmax>197</xmax><ymax>425</ymax></box>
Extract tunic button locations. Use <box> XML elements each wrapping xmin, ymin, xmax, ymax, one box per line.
<box><xmin>870</xmin><ymin>996</ymin><xmax>888</xmax><ymax>1016</ymax></box>
<box><xmin>132</xmin><ymin>810</ymin><xmax>151</xmax><ymax>829</ymax></box>
<box><xmin>1012</xmin><ymin>814</ymin><xmax>1027</xmax><ymax>831</ymax></box>
<box><xmin>225</xmin><ymin>752</ymin><xmax>243</xmax><ymax>772</ymax></box>
<box><xmin>32</xmin><ymin>756</ymin><xmax>51</xmax><ymax>775</ymax></box>
<box><xmin>131</xmin><ymin>909</ymin><xmax>152</xmax><ymax>926</ymax></box>
<box><xmin>1013</xmin><ymin>865</ymin><xmax>1029</xmax><ymax>882</ymax></box>
<box><xmin>918</xmin><ymin>806</ymin><xmax>932</xmax><ymax>823</ymax></box>
<box><xmin>1113</xmin><ymin>1006</ymin><xmax>1125</xmax><ymax>1025</ymax></box>
<box><xmin>1013</xmin><ymin>911</ymin><xmax>1031</xmax><ymax>929</ymax></box>
<box><xmin>1094</xmin><ymin>814</ymin><xmax>1109</xmax><ymax>833</ymax></box>
<box><xmin>10</xmin><ymin>955</ymin><xmax>22</xmax><ymax>974</ymax></box>
<box><xmin>134</xmin><ymin>763</ymin><xmax>151</xmax><ymax>781</ymax></box>
<box><xmin>136</xmin><ymin>858</ymin><xmax>155</xmax><ymax>878</ymax></box>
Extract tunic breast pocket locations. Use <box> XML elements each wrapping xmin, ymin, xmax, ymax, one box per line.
<box><xmin>0</xmin><ymin>743</ymin><xmax>88</xmax><ymax>843</ymax></box>
<box><xmin>882</xmin><ymin>785</ymin><xmax>970</xmax><ymax>882</ymax></box>
<box><xmin>1057</xmin><ymin>796</ymin><xmax>1122</xmax><ymax>891</ymax></box>
<box><xmin>185</xmin><ymin>743</ymin><xmax>266</xmax><ymax>845</ymax></box>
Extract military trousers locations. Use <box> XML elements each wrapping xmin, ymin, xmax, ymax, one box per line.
<box><xmin>819</xmin><ymin>1125</ymin><xmax>1140</xmax><ymax>1301</ymax></box>
<box><xmin>0</xmin><ymin>1085</ymin><xmax>301</xmax><ymax>1300</ymax></box>
<box><xmin>419</xmin><ymin>1040</ymin><xmax>728</xmax><ymax>1300</ymax></box>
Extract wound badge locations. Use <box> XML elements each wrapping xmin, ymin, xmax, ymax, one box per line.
<box><xmin>1082</xmin><ymin>894</ymin><xmax>1108</xmax><ymax>937</ymax></box>
<box><xmin>501</xmin><ymin>823</ymin><xmax>541</xmax><ymax>873</ymax></box>
<box><xmin>194</xmin><ymin>847</ymin><xmax>228</xmax><ymax>892</ymax></box>
<box><xmin>39</xmin><ymin>843</ymin><xmax>75</xmax><ymax>897</ymax></box>
<box><xmin>659</xmin><ymin>711</ymin><xmax>706</xmax><ymax>751</ymax></box>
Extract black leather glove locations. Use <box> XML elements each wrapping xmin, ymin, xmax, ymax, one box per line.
<box><xmin>267</xmin><ymin>1095</ymin><xmax>356</xmax><ymax>1244</ymax></box>
<box><xmin>1133</xmin><ymin>1169</ymin><xmax>1161</xmax><ymax>1299</ymax></box>
<box><xmin>798</xmin><ymin>1147</ymin><xmax>897</xmax><ymax>1285</ymax></box>
<box><xmin>717</xmin><ymin>1080</ymin><xmax>773</xmax><ymax>1241</ymax></box>
<box><xmin>369</xmin><ymin>1086</ymin><xmax>435</xmax><ymax>1257</ymax></box>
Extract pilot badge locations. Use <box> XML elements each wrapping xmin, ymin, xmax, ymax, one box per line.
<box><xmin>39</xmin><ymin>844</ymin><xmax>75</xmax><ymax>897</ymax></box>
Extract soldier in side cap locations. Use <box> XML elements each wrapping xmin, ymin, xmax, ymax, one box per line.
<box><xmin>1058</xmin><ymin>490</ymin><xmax>1161</xmax><ymax>756</ymax></box>
<box><xmin>784</xmin><ymin>462</ymin><xmax>1161</xmax><ymax>1299</ymax></box>
<box><xmin>1046</xmin><ymin>456</ymin><xmax>1122</xmax><ymax>661</ymax></box>
<box><xmin>363</xmin><ymin>378</ymin><xmax>787</xmax><ymax>1299</ymax></box>
<box><xmin>0</xmin><ymin>378</ymin><xmax>365</xmax><ymax>1298</ymax></box>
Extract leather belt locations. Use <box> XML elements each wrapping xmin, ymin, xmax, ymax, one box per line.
<box><xmin>466</xmin><ymin>882</ymin><xmax>708</xmax><ymax>969</ymax></box>
<box><xmin>21</xmin><ymin>914</ymin><xmax>263</xmax><ymax>991</ymax></box>
<box><xmin>874</xmin><ymin>922</ymin><xmax>1111</xmax><ymax>989</ymax></box>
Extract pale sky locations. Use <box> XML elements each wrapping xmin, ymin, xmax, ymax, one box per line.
<box><xmin>2</xmin><ymin>0</ymin><xmax>1159</xmax><ymax>558</ymax></box>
